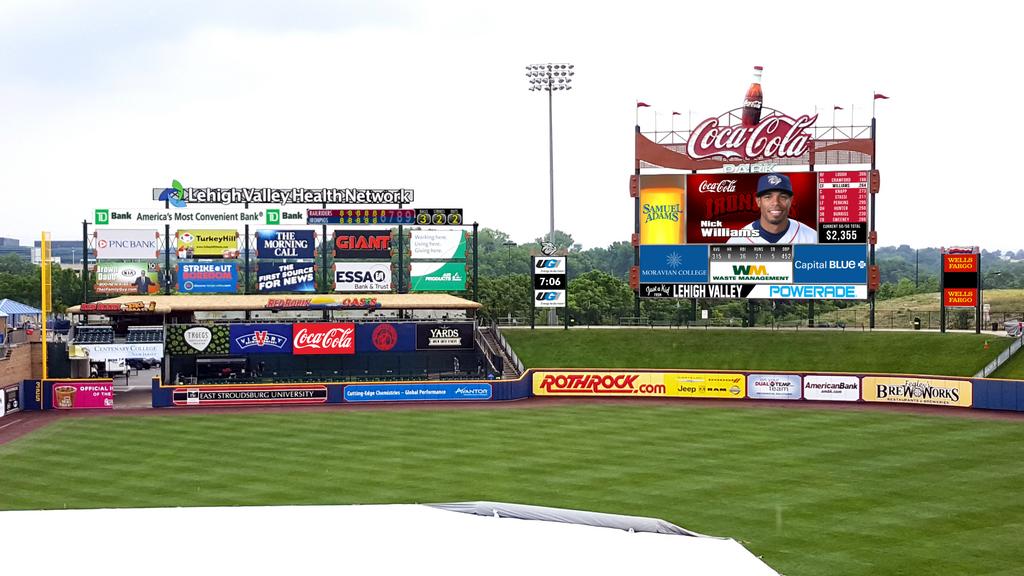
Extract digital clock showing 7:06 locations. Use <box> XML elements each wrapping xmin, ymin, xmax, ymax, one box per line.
<box><xmin>533</xmin><ymin>275</ymin><xmax>565</xmax><ymax>289</ymax></box>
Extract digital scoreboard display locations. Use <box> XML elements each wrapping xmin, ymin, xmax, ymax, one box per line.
<box><xmin>638</xmin><ymin>171</ymin><xmax>870</xmax><ymax>300</ymax></box>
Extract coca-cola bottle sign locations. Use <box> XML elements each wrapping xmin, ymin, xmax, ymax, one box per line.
<box><xmin>292</xmin><ymin>323</ymin><xmax>356</xmax><ymax>355</ymax></box>
<box><xmin>686</xmin><ymin>114</ymin><xmax>817</xmax><ymax>160</ymax></box>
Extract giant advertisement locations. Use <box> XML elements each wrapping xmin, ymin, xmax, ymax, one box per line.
<box><xmin>410</xmin><ymin>261</ymin><xmax>466</xmax><ymax>291</ymax></box>
<box><xmin>256</xmin><ymin>229</ymin><xmax>316</xmax><ymax>259</ymax></box>
<box><xmin>257</xmin><ymin>262</ymin><xmax>316</xmax><ymax>293</ymax></box>
<box><xmin>862</xmin><ymin>376</ymin><xmax>972</xmax><ymax>408</ymax></box>
<box><xmin>95</xmin><ymin>229</ymin><xmax>161</xmax><ymax>260</ymax></box>
<box><xmin>334</xmin><ymin>262</ymin><xmax>392</xmax><ymax>292</ymax></box>
<box><xmin>410</xmin><ymin>230</ymin><xmax>467</xmax><ymax>260</ymax></box>
<box><xmin>94</xmin><ymin>262</ymin><xmax>160</xmax><ymax>295</ymax></box>
<box><xmin>344</xmin><ymin>383</ymin><xmax>492</xmax><ymax>402</ymax></box>
<box><xmin>534</xmin><ymin>371</ymin><xmax>746</xmax><ymax>398</ymax></box>
<box><xmin>50</xmin><ymin>380</ymin><xmax>114</xmax><ymax>410</ymax></box>
<box><xmin>229</xmin><ymin>324</ymin><xmax>293</xmax><ymax>355</ymax></box>
<box><xmin>175</xmin><ymin>230</ymin><xmax>240</xmax><ymax>259</ymax></box>
<box><xmin>333</xmin><ymin>230</ymin><xmax>392</xmax><ymax>259</ymax></box>
<box><xmin>177</xmin><ymin>262</ymin><xmax>238</xmax><ymax>293</ymax></box>
<box><xmin>415</xmin><ymin>323</ymin><xmax>474</xmax><ymax>351</ymax></box>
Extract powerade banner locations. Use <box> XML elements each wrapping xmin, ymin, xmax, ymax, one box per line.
<box><xmin>355</xmin><ymin>323</ymin><xmax>415</xmax><ymax>353</ymax></box>
<box><xmin>792</xmin><ymin>244</ymin><xmax>868</xmax><ymax>284</ymax></box>
<box><xmin>344</xmin><ymin>384</ymin><xmax>492</xmax><ymax>402</ymax></box>
<box><xmin>410</xmin><ymin>261</ymin><xmax>467</xmax><ymax>291</ymax></box>
<box><xmin>410</xmin><ymin>230</ymin><xmax>467</xmax><ymax>259</ymax></box>
<box><xmin>257</xmin><ymin>262</ymin><xmax>316</xmax><ymax>293</ymax></box>
<box><xmin>178</xmin><ymin>262</ymin><xmax>238</xmax><ymax>293</ymax></box>
<box><xmin>95</xmin><ymin>261</ymin><xmax>160</xmax><ymax>295</ymax></box>
<box><xmin>176</xmin><ymin>229</ymin><xmax>239</xmax><ymax>259</ymax></box>
<box><xmin>256</xmin><ymin>229</ymin><xmax>315</xmax><ymax>259</ymax></box>
<box><xmin>229</xmin><ymin>324</ymin><xmax>293</xmax><ymax>354</ymax></box>
<box><xmin>415</xmin><ymin>323</ymin><xmax>474</xmax><ymax>350</ymax></box>
<box><xmin>333</xmin><ymin>230</ymin><xmax>392</xmax><ymax>259</ymax></box>
<box><xmin>639</xmin><ymin>245</ymin><xmax>709</xmax><ymax>283</ymax></box>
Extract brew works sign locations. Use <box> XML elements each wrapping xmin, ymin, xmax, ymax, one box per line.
<box><xmin>415</xmin><ymin>323</ymin><xmax>474</xmax><ymax>351</ymax></box>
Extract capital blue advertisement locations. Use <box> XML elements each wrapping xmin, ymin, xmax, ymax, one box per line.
<box><xmin>343</xmin><ymin>383</ymin><xmax>492</xmax><ymax>402</ymax></box>
<box><xmin>355</xmin><ymin>323</ymin><xmax>415</xmax><ymax>353</ymax></box>
<box><xmin>228</xmin><ymin>324</ymin><xmax>293</xmax><ymax>354</ymax></box>
<box><xmin>178</xmin><ymin>262</ymin><xmax>238</xmax><ymax>293</ymax></box>
<box><xmin>792</xmin><ymin>245</ymin><xmax>868</xmax><ymax>284</ymax></box>
<box><xmin>639</xmin><ymin>245</ymin><xmax>709</xmax><ymax>283</ymax></box>
<box><xmin>256</xmin><ymin>229</ymin><xmax>316</xmax><ymax>259</ymax></box>
<box><xmin>257</xmin><ymin>262</ymin><xmax>316</xmax><ymax>293</ymax></box>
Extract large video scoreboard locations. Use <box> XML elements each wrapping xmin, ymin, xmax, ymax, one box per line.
<box><xmin>638</xmin><ymin>171</ymin><xmax>870</xmax><ymax>300</ymax></box>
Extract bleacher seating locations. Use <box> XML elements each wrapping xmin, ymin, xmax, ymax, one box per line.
<box><xmin>127</xmin><ymin>327</ymin><xmax>164</xmax><ymax>343</ymax></box>
<box><xmin>72</xmin><ymin>326</ymin><xmax>115</xmax><ymax>344</ymax></box>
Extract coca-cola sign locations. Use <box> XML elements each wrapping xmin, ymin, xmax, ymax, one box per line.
<box><xmin>292</xmin><ymin>323</ymin><xmax>356</xmax><ymax>355</ymax></box>
<box><xmin>686</xmin><ymin>114</ymin><xmax>817</xmax><ymax>160</ymax></box>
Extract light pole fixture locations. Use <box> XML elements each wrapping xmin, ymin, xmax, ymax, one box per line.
<box><xmin>526</xmin><ymin>62</ymin><xmax>573</xmax><ymax>325</ymax></box>
<box><xmin>503</xmin><ymin>240</ymin><xmax>517</xmax><ymax>275</ymax></box>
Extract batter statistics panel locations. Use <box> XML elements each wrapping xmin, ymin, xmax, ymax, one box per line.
<box><xmin>709</xmin><ymin>245</ymin><xmax>793</xmax><ymax>262</ymax></box>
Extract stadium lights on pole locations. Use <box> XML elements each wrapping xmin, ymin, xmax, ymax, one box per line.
<box><xmin>526</xmin><ymin>62</ymin><xmax>573</xmax><ymax>325</ymax></box>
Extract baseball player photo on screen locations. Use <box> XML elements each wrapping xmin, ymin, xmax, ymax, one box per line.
<box><xmin>685</xmin><ymin>172</ymin><xmax>817</xmax><ymax>245</ymax></box>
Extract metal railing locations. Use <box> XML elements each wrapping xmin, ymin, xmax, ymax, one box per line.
<box><xmin>491</xmin><ymin>325</ymin><xmax>525</xmax><ymax>375</ymax></box>
<box><xmin>975</xmin><ymin>335</ymin><xmax>1024</xmax><ymax>378</ymax></box>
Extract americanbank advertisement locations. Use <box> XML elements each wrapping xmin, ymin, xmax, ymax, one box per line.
<box><xmin>533</xmin><ymin>371</ymin><xmax>745</xmax><ymax>398</ymax></box>
<box><xmin>862</xmin><ymin>376</ymin><xmax>972</xmax><ymax>408</ymax></box>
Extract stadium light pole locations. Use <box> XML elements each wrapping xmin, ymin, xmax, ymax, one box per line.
<box><xmin>526</xmin><ymin>62</ymin><xmax>573</xmax><ymax>325</ymax></box>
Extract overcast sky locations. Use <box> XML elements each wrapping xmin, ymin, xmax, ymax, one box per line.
<box><xmin>0</xmin><ymin>0</ymin><xmax>1017</xmax><ymax>251</ymax></box>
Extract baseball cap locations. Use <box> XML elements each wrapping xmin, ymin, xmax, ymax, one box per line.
<box><xmin>757</xmin><ymin>173</ymin><xmax>793</xmax><ymax>196</ymax></box>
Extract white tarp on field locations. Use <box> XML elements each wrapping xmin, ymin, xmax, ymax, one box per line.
<box><xmin>0</xmin><ymin>501</ymin><xmax>779</xmax><ymax>575</ymax></box>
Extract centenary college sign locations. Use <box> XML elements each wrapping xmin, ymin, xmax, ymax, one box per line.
<box><xmin>686</xmin><ymin>113</ymin><xmax>817</xmax><ymax>160</ymax></box>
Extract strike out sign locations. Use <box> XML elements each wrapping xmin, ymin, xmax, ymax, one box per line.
<box><xmin>533</xmin><ymin>256</ymin><xmax>566</xmax><ymax>308</ymax></box>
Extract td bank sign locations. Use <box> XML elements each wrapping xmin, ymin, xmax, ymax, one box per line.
<box><xmin>94</xmin><ymin>208</ymin><xmax>303</xmax><ymax>226</ymax></box>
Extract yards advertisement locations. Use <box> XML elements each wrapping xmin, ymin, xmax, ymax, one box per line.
<box><xmin>415</xmin><ymin>323</ymin><xmax>474</xmax><ymax>351</ymax></box>
<box><xmin>177</xmin><ymin>262</ymin><xmax>238</xmax><ymax>293</ymax></box>
<box><xmin>862</xmin><ymin>376</ymin><xmax>972</xmax><ymax>408</ymax></box>
<box><xmin>94</xmin><ymin>262</ymin><xmax>160</xmax><ymax>295</ymax></box>
<box><xmin>175</xmin><ymin>229</ymin><xmax>240</xmax><ymax>259</ymax></box>
<box><xmin>410</xmin><ymin>230</ymin><xmax>467</xmax><ymax>260</ymax></box>
<box><xmin>256</xmin><ymin>229</ymin><xmax>316</xmax><ymax>259</ymax></box>
<box><xmin>257</xmin><ymin>262</ymin><xmax>316</xmax><ymax>293</ymax></box>
<box><xmin>410</xmin><ymin>261</ymin><xmax>466</xmax><ymax>291</ymax></box>
<box><xmin>95</xmin><ymin>229</ymin><xmax>161</xmax><ymax>260</ymax></box>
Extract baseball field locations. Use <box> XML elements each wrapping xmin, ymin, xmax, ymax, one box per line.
<box><xmin>1</xmin><ymin>329</ymin><xmax>1021</xmax><ymax>576</ymax></box>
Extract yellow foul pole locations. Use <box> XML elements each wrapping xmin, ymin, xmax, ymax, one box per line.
<box><xmin>41</xmin><ymin>232</ymin><xmax>51</xmax><ymax>381</ymax></box>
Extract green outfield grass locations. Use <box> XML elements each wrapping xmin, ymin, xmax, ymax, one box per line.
<box><xmin>1</xmin><ymin>406</ymin><xmax>1022</xmax><ymax>575</ymax></box>
<box><xmin>502</xmin><ymin>328</ymin><xmax>1007</xmax><ymax>376</ymax></box>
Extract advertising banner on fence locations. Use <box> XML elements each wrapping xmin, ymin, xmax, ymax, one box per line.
<box><xmin>95</xmin><ymin>229</ymin><xmax>161</xmax><ymax>260</ymax></box>
<box><xmin>1</xmin><ymin>385</ymin><xmax>21</xmax><ymax>418</ymax></box>
<box><xmin>355</xmin><ymin>323</ymin><xmax>416</xmax><ymax>353</ymax></box>
<box><xmin>177</xmin><ymin>262</ymin><xmax>238</xmax><ymax>293</ymax></box>
<box><xmin>71</xmin><ymin>343</ymin><xmax>164</xmax><ymax>361</ymax></box>
<box><xmin>256</xmin><ymin>229</ymin><xmax>316</xmax><ymax>259</ymax></box>
<box><xmin>175</xmin><ymin>230</ymin><xmax>239</xmax><ymax>259</ymax></box>
<box><xmin>662</xmin><ymin>372</ymin><xmax>746</xmax><ymax>398</ymax></box>
<box><xmin>334</xmin><ymin>262</ymin><xmax>392</xmax><ymax>292</ymax></box>
<box><xmin>410</xmin><ymin>261</ymin><xmax>467</xmax><ymax>291</ymax></box>
<box><xmin>166</xmin><ymin>325</ymin><xmax>230</xmax><ymax>355</ymax></box>
<box><xmin>94</xmin><ymin>261</ymin><xmax>160</xmax><ymax>295</ymax></box>
<box><xmin>229</xmin><ymin>324</ymin><xmax>293</xmax><ymax>354</ymax></box>
<box><xmin>333</xmin><ymin>230</ymin><xmax>392</xmax><ymax>259</ymax></box>
<box><xmin>50</xmin><ymin>380</ymin><xmax>114</xmax><ymax>410</ymax></box>
<box><xmin>415</xmin><ymin>323</ymin><xmax>474</xmax><ymax>351</ymax></box>
<box><xmin>292</xmin><ymin>323</ymin><xmax>356</xmax><ymax>355</ymax></box>
<box><xmin>746</xmin><ymin>374</ymin><xmax>803</xmax><ymax>400</ymax></box>
<box><xmin>257</xmin><ymin>262</ymin><xmax>316</xmax><ymax>293</ymax></box>
<box><xmin>344</xmin><ymin>383</ymin><xmax>492</xmax><ymax>402</ymax></box>
<box><xmin>172</xmin><ymin>386</ymin><xmax>328</xmax><ymax>406</ymax></box>
<box><xmin>803</xmin><ymin>375</ymin><xmax>860</xmax><ymax>402</ymax></box>
<box><xmin>862</xmin><ymin>376</ymin><xmax>972</xmax><ymax>408</ymax></box>
<box><xmin>410</xmin><ymin>230</ymin><xmax>467</xmax><ymax>259</ymax></box>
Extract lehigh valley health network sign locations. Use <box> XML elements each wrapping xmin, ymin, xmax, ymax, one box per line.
<box><xmin>151</xmin><ymin>187</ymin><xmax>414</xmax><ymax>205</ymax></box>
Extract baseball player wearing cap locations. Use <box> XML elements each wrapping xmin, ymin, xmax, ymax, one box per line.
<box><xmin>727</xmin><ymin>173</ymin><xmax>817</xmax><ymax>244</ymax></box>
